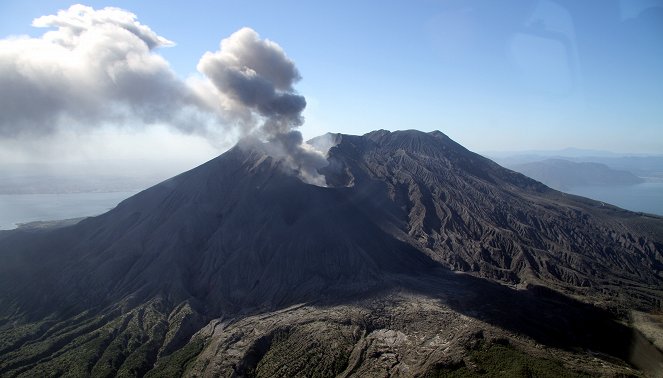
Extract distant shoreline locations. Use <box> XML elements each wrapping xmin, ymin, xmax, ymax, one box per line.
<box><xmin>0</xmin><ymin>191</ymin><xmax>137</xmax><ymax>230</ymax></box>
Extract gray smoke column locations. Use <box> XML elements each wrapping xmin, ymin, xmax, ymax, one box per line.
<box><xmin>198</xmin><ymin>28</ymin><xmax>329</xmax><ymax>185</ymax></box>
<box><xmin>0</xmin><ymin>5</ymin><xmax>330</xmax><ymax>184</ymax></box>
<box><xmin>197</xmin><ymin>28</ymin><xmax>306</xmax><ymax>136</ymax></box>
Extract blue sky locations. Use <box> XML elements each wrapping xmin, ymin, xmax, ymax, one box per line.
<box><xmin>1</xmin><ymin>0</ymin><xmax>662</xmax><ymax>155</ymax></box>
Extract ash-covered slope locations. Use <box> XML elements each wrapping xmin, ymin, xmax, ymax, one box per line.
<box><xmin>321</xmin><ymin>130</ymin><xmax>663</xmax><ymax>308</ymax></box>
<box><xmin>0</xmin><ymin>142</ymin><xmax>431</xmax><ymax>319</ymax></box>
<box><xmin>1</xmin><ymin>129</ymin><xmax>662</xmax><ymax>376</ymax></box>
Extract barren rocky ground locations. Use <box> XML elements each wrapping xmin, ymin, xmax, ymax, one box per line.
<box><xmin>1</xmin><ymin>130</ymin><xmax>662</xmax><ymax>376</ymax></box>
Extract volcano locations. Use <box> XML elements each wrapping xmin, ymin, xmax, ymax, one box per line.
<box><xmin>1</xmin><ymin>129</ymin><xmax>662</xmax><ymax>377</ymax></box>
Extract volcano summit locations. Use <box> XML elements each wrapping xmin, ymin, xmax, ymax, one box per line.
<box><xmin>1</xmin><ymin>130</ymin><xmax>662</xmax><ymax>377</ymax></box>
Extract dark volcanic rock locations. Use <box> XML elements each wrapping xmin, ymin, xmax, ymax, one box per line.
<box><xmin>1</xmin><ymin>129</ymin><xmax>662</xmax><ymax>376</ymax></box>
<box><xmin>0</xmin><ymin>145</ymin><xmax>431</xmax><ymax>319</ymax></box>
<box><xmin>322</xmin><ymin>130</ymin><xmax>663</xmax><ymax>307</ymax></box>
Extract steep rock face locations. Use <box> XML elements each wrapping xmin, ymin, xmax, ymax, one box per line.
<box><xmin>0</xmin><ymin>145</ymin><xmax>432</xmax><ymax>320</ymax></box>
<box><xmin>321</xmin><ymin>130</ymin><xmax>663</xmax><ymax>308</ymax></box>
<box><xmin>1</xmin><ymin>129</ymin><xmax>662</xmax><ymax>376</ymax></box>
<box><xmin>178</xmin><ymin>292</ymin><xmax>653</xmax><ymax>378</ymax></box>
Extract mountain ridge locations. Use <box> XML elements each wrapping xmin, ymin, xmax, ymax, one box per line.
<box><xmin>1</xmin><ymin>129</ymin><xmax>662</xmax><ymax>376</ymax></box>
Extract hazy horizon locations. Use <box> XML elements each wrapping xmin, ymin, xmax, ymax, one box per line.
<box><xmin>2</xmin><ymin>3</ymin><xmax>662</xmax><ymax>375</ymax></box>
<box><xmin>0</xmin><ymin>0</ymin><xmax>662</xmax><ymax>178</ymax></box>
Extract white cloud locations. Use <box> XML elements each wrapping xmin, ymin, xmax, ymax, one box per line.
<box><xmin>0</xmin><ymin>5</ymin><xmax>328</xmax><ymax>185</ymax></box>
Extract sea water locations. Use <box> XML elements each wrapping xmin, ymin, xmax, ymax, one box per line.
<box><xmin>566</xmin><ymin>182</ymin><xmax>663</xmax><ymax>216</ymax></box>
<box><xmin>0</xmin><ymin>183</ymin><xmax>661</xmax><ymax>231</ymax></box>
<box><xmin>0</xmin><ymin>191</ymin><xmax>138</xmax><ymax>230</ymax></box>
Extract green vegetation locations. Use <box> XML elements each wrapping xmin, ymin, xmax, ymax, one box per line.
<box><xmin>428</xmin><ymin>342</ymin><xmax>592</xmax><ymax>378</ymax></box>
<box><xmin>249</xmin><ymin>324</ymin><xmax>355</xmax><ymax>378</ymax></box>
<box><xmin>0</xmin><ymin>320</ymin><xmax>52</xmax><ymax>354</ymax></box>
<box><xmin>0</xmin><ymin>300</ymin><xmax>176</xmax><ymax>377</ymax></box>
<box><xmin>145</xmin><ymin>338</ymin><xmax>205</xmax><ymax>377</ymax></box>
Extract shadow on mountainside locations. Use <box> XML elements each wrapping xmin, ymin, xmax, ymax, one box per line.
<box><xmin>3</xmin><ymin>224</ymin><xmax>661</xmax><ymax>375</ymax></box>
<box><xmin>2</xmin><ymin>130</ymin><xmax>663</xmax><ymax>376</ymax></box>
<box><xmin>315</xmin><ymin>262</ymin><xmax>663</xmax><ymax>376</ymax></box>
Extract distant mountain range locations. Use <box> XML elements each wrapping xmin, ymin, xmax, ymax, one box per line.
<box><xmin>484</xmin><ymin>147</ymin><xmax>663</xmax><ymax>159</ymax></box>
<box><xmin>4</xmin><ymin>148</ymin><xmax>660</xmax><ymax>195</ymax></box>
<box><xmin>508</xmin><ymin>158</ymin><xmax>644</xmax><ymax>190</ymax></box>
<box><xmin>1</xmin><ymin>130</ymin><xmax>662</xmax><ymax>376</ymax></box>
<box><xmin>488</xmin><ymin>151</ymin><xmax>663</xmax><ymax>181</ymax></box>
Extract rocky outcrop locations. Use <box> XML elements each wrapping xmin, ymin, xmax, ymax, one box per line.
<box><xmin>322</xmin><ymin>130</ymin><xmax>663</xmax><ymax>309</ymax></box>
<box><xmin>1</xmin><ymin>129</ymin><xmax>662</xmax><ymax>376</ymax></box>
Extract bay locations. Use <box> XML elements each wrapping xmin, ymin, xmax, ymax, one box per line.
<box><xmin>0</xmin><ymin>191</ymin><xmax>138</xmax><ymax>230</ymax></box>
<box><xmin>0</xmin><ymin>182</ymin><xmax>661</xmax><ymax>232</ymax></box>
<box><xmin>566</xmin><ymin>182</ymin><xmax>663</xmax><ymax>216</ymax></box>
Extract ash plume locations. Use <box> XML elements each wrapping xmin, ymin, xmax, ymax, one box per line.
<box><xmin>198</xmin><ymin>28</ymin><xmax>328</xmax><ymax>185</ymax></box>
<box><xmin>0</xmin><ymin>5</ymin><xmax>330</xmax><ymax>185</ymax></box>
<box><xmin>198</xmin><ymin>27</ymin><xmax>305</xmax><ymax>135</ymax></box>
<box><xmin>0</xmin><ymin>4</ymin><xmax>224</xmax><ymax>138</ymax></box>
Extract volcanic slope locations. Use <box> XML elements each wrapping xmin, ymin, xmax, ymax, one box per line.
<box><xmin>320</xmin><ymin>130</ymin><xmax>663</xmax><ymax>308</ymax></box>
<box><xmin>0</xmin><ymin>129</ymin><xmax>662</xmax><ymax>377</ymax></box>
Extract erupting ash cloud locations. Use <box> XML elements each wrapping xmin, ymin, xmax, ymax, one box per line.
<box><xmin>0</xmin><ymin>4</ymin><xmax>223</xmax><ymax>137</ymax></box>
<box><xmin>0</xmin><ymin>5</ymin><xmax>329</xmax><ymax>185</ymax></box>
<box><xmin>199</xmin><ymin>28</ymin><xmax>328</xmax><ymax>185</ymax></box>
<box><xmin>198</xmin><ymin>28</ymin><xmax>306</xmax><ymax>136</ymax></box>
